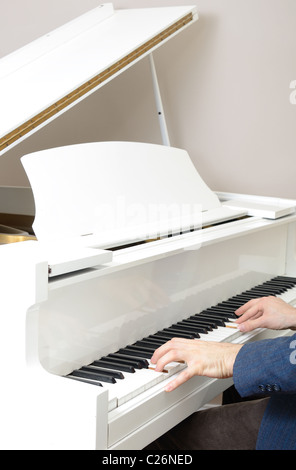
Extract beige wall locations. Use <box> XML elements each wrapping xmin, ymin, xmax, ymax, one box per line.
<box><xmin>1</xmin><ymin>0</ymin><xmax>296</xmax><ymax>199</ymax></box>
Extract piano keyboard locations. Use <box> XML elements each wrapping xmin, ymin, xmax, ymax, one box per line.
<box><xmin>66</xmin><ymin>276</ymin><xmax>296</xmax><ymax>410</ymax></box>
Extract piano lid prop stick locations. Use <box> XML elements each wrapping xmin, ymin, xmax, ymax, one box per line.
<box><xmin>149</xmin><ymin>53</ymin><xmax>170</xmax><ymax>146</ymax></box>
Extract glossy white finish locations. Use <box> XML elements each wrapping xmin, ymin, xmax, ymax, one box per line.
<box><xmin>222</xmin><ymin>198</ymin><xmax>295</xmax><ymax>219</ymax></box>
<box><xmin>34</xmin><ymin>221</ymin><xmax>292</xmax><ymax>377</ymax></box>
<box><xmin>21</xmin><ymin>142</ymin><xmax>245</xmax><ymax>245</ymax></box>
<box><xmin>149</xmin><ymin>53</ymin><xmax>170</xmax><ymax>146</ymax></box>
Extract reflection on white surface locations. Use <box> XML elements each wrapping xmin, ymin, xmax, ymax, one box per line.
<box><xmin>34</xmin><ymin>223</ymin><xmax>287</xmax><ymax>376</ymax></box>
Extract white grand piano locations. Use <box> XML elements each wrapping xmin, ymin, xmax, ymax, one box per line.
<box><xmin>1</xmin><ymin>4</ymin><xmax>296</xmax><ymax>450</ymax></box>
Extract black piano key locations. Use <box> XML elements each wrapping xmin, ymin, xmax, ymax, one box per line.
<box><xmin>203</xmin><ymin>308</ymin><xmax>233</xmax><ymax>319</ymax></box>
<box><xmin>256</xmin><ymin>283</ymin><xmax>288</xmax><ymax>291</ymax></box>
<box><xmin>246</xmin><ymin>288</ymin><xmax>282</xmax><ymax>294</ymax></box>
<box><xmin>81</xmin><ymin>365</ymin><xmax>124</xmax><ymax>380</ymax></box>
<box><xmin>152</xmin><ymin>333</ymin><xmax>180</xmax><ymax>341</ymax></box>
<box><xmin>259</xmin><ymin>280</ymin><xmax>291</xmax><ymax>288</ymax></box>
<box><xmin>260</xmin><ymin>279</ymin><xmax>286</xmax><ymax>285</ymax></box>
<box><xmin>229</xmin><ymin>295</ymin><xmax>255</xmax><ymax>302</ymax></box>
<box><xmin>69</xmin><ymin>369</ymin><xmax>116</xmax><ymax>384</ymax></box>
<box><xmin>146</xmin><ymin>335</ymin><xmax>172</xmax><ymax>344</ymax></box>
<box><xmin>216</xmin><ymin>301</ymin><xmax>247</xmax><ymax>308</ymax></box>
<box><xmin>212</xmin><ymin>305</ymin><xmax>242</xmax><ymax>314</ymax></box>
<box><xmin>272</xmin><ymin>276</ymin><xmax>296</xmax><ymax>284</ymax></box>
<box><xmin>66</xmin><ymin>376</ymin><xmax>103</xmax><ymax>386</ymax></box>
<box><xmin>172</xmin><ymin>322</ymin><xmax>208</xmax><ymax>334</ymax></box>
<box><xmin>127</xmin><ymin>344</ymin><xmax>156</xmax><ymax>354</ymax></box>
<box><xmin>243</xmin><ymin>292</ymin><xmax>274</xmax><ymax>297</ymax></box>
<box><xmin>270</xmin><ymin>278</ymin><xmax>296</xmax><ymax>288</ymax></box>
<box><xmin>143</xmin><ymin>336</ymin><xmax>168</xmax><ymax>345</ymax></box>
<box><xmin>156</xmin><ymin>329</ymin><xmax>196</xmax><ymax>339</ymax></box>
<box><xmin>134</xmin><ymin>340</ymin><xmax>161</xmax><ymax>350</ymax></box>
<box><xmin>163</xmin><ymin>326</ymin><xmax>200</xmax><ymax>338</ymax></box>
<box><xmin>226</xmin><ymin>297</ymin><xmax>254</xmax><ymax>304</ymax></box>
<box><xmin>107</xmin><ymin>353</ymin><xmax>149</xmax><ymax>368</ymax></box>
<box><xmin>243</xmin><ymin>288</ymin><xmax>278</xmax><ymax>294</ymax></box>
<box><xmin>228</xmin><ymin>293</ymin><xmax>250</xmax><ymax>298</ymax></box>
<box><xmin>117</xmin><ymin>348</ymin><xmax>152</xmax><ymax>359</ymax></box>
<box><xmin>204</xmin><ymin>306</ymin><xmax>236</xmax><ymax>315</ymax></box>
<box><xmin>267</xmin><ymin>283</ymin><xmax>294</xmax><ymax>293</ymax></box>
<box><xmin>194</xmin><ymin>311</ymin><xmax>228</xmax><ymax>321</ymax></box>
<box><xmin>153</xmin><ymin>331</ymin><xmax>180</xmax><ymax>340</ymax></box>
<box><xmin>176</xmin><ymin>319</ymin><xmax>212</xmax><ymax>330</ymax></box>
<box><xmin>90</xmin><ymin>359</ymin><xmax>135</xmax><ymax>373</ymax></box>
<box><xmin>220</xmin><ymin>297</ymin><xmax>251</xmax><ymax>303</ymax></box>
<box><xmin>204</xmin><ymin>311</ymin><xmax>235</xmax><ymax>321</ymax></box>
<box><xmin>178</xmin><ymin>320</ymin><xmax>211</xmax><ymax>331</ymax></box>
<box><xmin>206</xmin><ymin>305</ymin><xmax>238</xmax><ymax>313</ymax></box>
<box><xmin>275</xmin><ymin>275</ymin><xmax>296</xmax><ymax>280</ymax></box>
<box><xmin>248</xmin><ymin>283</ymin><xmax>284</xmax><ymax>289</ymax></box>
<box><xmin>243</xmin><ymin>292</ymin><xmax>276</xmax><ymax>298</ymax></box>
<box><xmin>191</xmin><ymin>314</ymin><xmax>225</xmax><ymax>326</ymax></box>
<box><xmin>269</xmin><ymin>283</ymin><xmax>293</xmax><ymax>290</ymax></box>
<box><xmin>239</xmin><ymin>293</ymin><xmax>275</xmax><ymax>300</ymax></box>
<box><xmin>181</xmin><ymin>318</ymin><xmax>216</xmax><ymax>329</ymax></box>
<box><xmin>211</xmin><ymin>302</ymin><xmax>241</xmax><ymax>309</ymax></box>
<box><xmin>204</xmin><ymin>311</ymin><xmax>234</xmax><ymax>320</ymax></box>
<box><xmin>233</xmin><ymin>295</ymin><xmax>265</xmax><ymax>302</ymax></box>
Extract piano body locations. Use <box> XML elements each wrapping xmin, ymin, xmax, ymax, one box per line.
<box><xmin>1</xmin><ymin>4</ymin><xmax>296</xmax><ymax>450</ymax></box>
<box><xmin>1</xmin><ymin>140</ymin><xmax>296</xmax><ymax>449</ymax></box>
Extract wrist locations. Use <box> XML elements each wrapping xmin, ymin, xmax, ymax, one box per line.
<box><xmin>223</xmin><ymin>344</ymin><xmax>243</xmax><ymax>378</ymax></box>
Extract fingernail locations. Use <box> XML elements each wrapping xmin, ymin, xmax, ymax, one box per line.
<box><xmin>238</xmin><ymin>324</ymin><xmax>245</xmax><ymax>332</ymax></box>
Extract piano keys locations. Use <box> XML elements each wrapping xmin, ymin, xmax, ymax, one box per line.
<box><xmin>65</xmin><ymin>275</ymin><xmax>296</xmax><ymax>412</ymax></box>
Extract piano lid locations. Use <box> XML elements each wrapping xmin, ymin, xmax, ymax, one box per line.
<box><xmin>0</xmin><ymin>3</ymin><xmax>198</xmax><ymax>155</ymax></box>
<box><xmin>21</xmin><ymin>141</ymin><xmax>246</xmax><ymax>248</ymax></box>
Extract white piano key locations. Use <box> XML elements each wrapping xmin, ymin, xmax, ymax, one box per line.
<box><xmin>104</xmin><ymin>360</ymin><xmax>185</xmax><ymax>406</ymax></box>
<box><xmin>105</xmin><ymin>370</ymin><xmax>163</xmax><ymax>406</ymax></box>
<box><xmin>103</xmin><ymin>372</ymin><xmax>144</xmax><ymax>406</ymax></box>
<box><xmin>148</xmin><ymin>360</ymin><xmax>185</xmax><ymax>377</ymax></box>
<box><xmin>198</xmin><ymin>325</ymin><xmax>241</xmax><ymax>343</ymax></box>
<box><xmin>66</xmin><ymin>375</ymin><xmax>118</xmax><ymax>412</ymax></box>
<box><xmin>279</xmin><ymin>287</ymin><xmax>296</xmax><ymax>305</ymax></box>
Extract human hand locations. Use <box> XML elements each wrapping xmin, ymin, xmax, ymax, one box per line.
<box><xmin>235</xmin><ymin>296</ymin><xmax>296</xmax><ymax>332</ymax></box>
<box><xmin>150</xmin><ymin>338</ymin><xmax>243</xmax><ymax>392</ymax></box>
